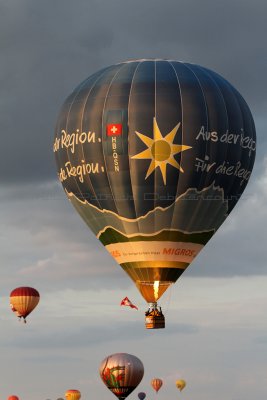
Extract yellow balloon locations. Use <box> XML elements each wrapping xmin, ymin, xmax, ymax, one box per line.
<box><xmin>176</xmin><ymin>379</ymin><xmax>186</xmax><ymax>392</ymax></box>
<box><xmin>65</xmin><ymin>390</ymin><xmax>81</xmax><ymax>400</ymax></box>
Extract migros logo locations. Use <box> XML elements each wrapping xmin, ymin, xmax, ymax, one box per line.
<box><xmin>163</xmin><ymin>247</ymin><xmax>195</xmax><ymax>257</ymax></box>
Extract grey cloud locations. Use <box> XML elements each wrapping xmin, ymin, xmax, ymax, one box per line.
<box><xmin>254</xmin><ymin>336</ymin><xmax>267</xmax><ymax>345</ymax></box>
<box><xmin>0</xmin><ymin>0</ymin><xmax>265</xmax><ymax>183</ymax></box>
<box><xmin>4</xmin><ymin>320</ymin><xmax>199</xmax><ymax>349</ymax></box>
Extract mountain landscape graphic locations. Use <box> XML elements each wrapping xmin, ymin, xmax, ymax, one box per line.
<box><xmin>67</xmin><ymin>183</ymin><xmax>228</xmax><ymax>238</ymax></box>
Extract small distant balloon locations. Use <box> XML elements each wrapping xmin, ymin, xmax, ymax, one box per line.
<box><xmin>176</xmin><ymin>379</ymin><xmax>186</xmax><ymax>391</ymax></box>
<box><xmin>100</xmin><ymin>353</ymin><xmax>144</xmax><ymax>399</ymax></box>
<box><xmin>138</xmin><ymin>392</ymin><xmax>146</xmax><ymax>400</ymax></box>
<box><xmin>10</xmin><ymin>286</ymin><xmax>40</xmax><ymax>323</ymax></box>
<box><xmin>65</xmin><ymin>390</ymin><xmax>81</xmax><ymax>400</ymax></box>
<box><xmin>151</xmin><ymin>378</ymin><xmax>163</xmax><ymax>393</ymax></box>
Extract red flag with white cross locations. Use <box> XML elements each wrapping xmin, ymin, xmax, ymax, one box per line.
<box><xmin>120</xmin><ymin>297</ymin><xmax>138</xmax><ymax>310</ymax></box>
<box><xmin>106</xmin><ymin>123</ymin><xmax>123</xmax><ymax>136</ymax></box>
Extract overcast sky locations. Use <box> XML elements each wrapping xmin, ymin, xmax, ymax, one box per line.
<box><xmin>0</xmin><ymin>0</ymin><xmax>267</xmax><ymax>399</ymax></box>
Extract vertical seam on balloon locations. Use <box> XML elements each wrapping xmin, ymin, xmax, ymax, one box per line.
<box><xmin>127</xmin><ymin>63</ymin><xmax>141</xmax><ymax>221</ymax></box>
<box><xmin>198</xmin><ymin>68</ymin><xmax>230</xmax><ymax>168</ymax></box>
<box><xmin>247</xmin><ymin>104</ymin><xmax>256</xmax><ymax>185</ymax></box>
<box><xmin>127</xmin><ymin>61</ymin><xmax>150</xmax><ymax>287</ymax></box>
<box><xmin>233</xmin><ymin>89</ymin><xmax>256</xmax><ymax>201</ymax></box>
<box><xmin>223</xmin><ymin>84</ymin><xmax>247</xmax><ymax>208</ymax></box>
<box><xmin>120</xmin><ymin>61</ymin><xmax>140</xmax><ymax>232</ymax></box>
<box><xmin>100</xmin><ymin>64</ymin><xmax>127</xmax><ymax>215</ymax></box>
<box><xmin>184</xmin><ymin>63</ymin><xmax>209</xmax><ymax>184</ymax></box>
<box><xmin>205</xmin><ymin>71</ymin><xmax>238</xmax><ymax>215</ymax></box>
<box><xmin>167</xmin><ymin>61</ymin><xmax>184</xmax><ymax>234</ymax></box>
<box><xmin>196</xmin><ymin>66</ymin><xmax>232</xmax><ymax>226</ymax></box>
<box><xmin>153</xmin><ymin>60</ymin><xmax>157</xmax><ymax>276</ymax></box>
<box><xmin>182</xmin><ymin>63</ymin><xmax>210</xmax><ymax>232</ymax></box>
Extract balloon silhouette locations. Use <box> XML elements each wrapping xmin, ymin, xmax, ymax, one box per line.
<box><xmin>176</xmin><ymin>379</ymin><xmax>186</xmax><ymax>391</ymax></box>
<box><xmin>138</xmin><ymin>392</ymin><xmax>146</xmax><ymax>400</ymax></box>
<box><xmin>100</xmin><ymin>353</ymin><xmax>144</xmax><ymax>399</ymax></box>
<box><xmin>54</xmin><ymin>59</ymin><xmax>256</xmax><ymax>327</ymax></box>
<box><xmin>10</xmin><ymin>287</ymin><xmax>40</xmax><ymax>323</ymax></box>
<box><xmin>151</xmin><ymin>378</ymin><xmax>163</xmax><ymax>393</ymax></box>
<box><xmin>65</xmin><ymin>390</ymin><xmax>81</xmax><ymax>400</ymax></box>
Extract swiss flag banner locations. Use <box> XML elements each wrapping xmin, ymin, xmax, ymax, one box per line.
<box><xmin>106</xmin><ymin>123</ymin><xmax>123</xmax><ymax>136</ymax></box>
<box><xmin>120</xmin><ymin>297</ymin><xmax>138</xmax><ymax>310</ymax></box>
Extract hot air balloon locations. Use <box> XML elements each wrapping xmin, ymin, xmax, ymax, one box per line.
<box><xmin>10</xmin><ymin>287</ymin><xmax>40</xmax><ymax>323</ymax></box>
<box><xmin>151</xmin><ymin>378</ymin><xmax>163</xmax><ymax>393</ymax></box>
<box><xmin>100</xmin><ymin>353</ymin><xmax>144</xmax><ymax>399</ymax></box>
<box><xmin>8</xmin><ymin>397</ymin><xmax>19</xmax><ymax>400</ymax></box>
<box><xmin>176</xmin><ymin>379</ymin><xmax>186</xmax><ymax>392</ymax></box>
<box><xmin>138</xmin><ymin>392</ymin><xmax>146</xmax><ymax>400</ymax></box>
<box><xmin>54</xmin><ymin>59</ymin><xmax>256</xmax><ymax>328</ymax></box>
<box><xmin>65</xmin><ymin>389</ymin><xmax>81</xmax><ymax>400</ymax></box>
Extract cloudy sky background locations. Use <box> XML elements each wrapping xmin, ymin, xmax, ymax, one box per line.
<box><xmin>0</xmin><ymin>0</ymin><xmax>266</xmax><ymax>399</ymax></box>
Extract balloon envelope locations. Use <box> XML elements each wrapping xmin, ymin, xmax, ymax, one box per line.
<box><xmin>8</xmin><ymin>397</ymin><xmax>19</xmax><ymax>400</ymax></box>
<box><xmin>54</xmin><ymin>59</ymin><xmax>256</xmax><ymax>305</ymax></box>
<box><xmin>176</xmin><ymin>379</ymin><xmax>186</xmax><ymax>391</ymax></box>
<box><xmin>138</xmin><ymin>392</ymin><xmax>146</xmax><ymax>400</ymax></box>
<box><xmin>100</xmin><ymin>353</ymin><xmax>144</xmax><ymax>399</ymax></box>
<box><xmin>65</xmin><ymin>390</ymin><xmax>81</xmax><ymax>400</ymax></box>
<box><xmin>10</xmin><ymin>287</ymin><xmax>40</xmax><ymax>320</ymax></box>
<box><xmin>151</xmin><ymin>378</ymin><xmax>163</xmax><ymax>393</ymax></box>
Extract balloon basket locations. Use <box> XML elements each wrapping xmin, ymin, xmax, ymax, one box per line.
<box><xmin>145</xmin><ymin>303</ymin><xmax>165</xmax><ymax>329</ymax></box>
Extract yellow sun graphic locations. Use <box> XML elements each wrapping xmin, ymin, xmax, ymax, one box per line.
<box><xmin>132</xmin><ymin>118</ymin><xmax>192</xmax><ymax>184</ymax></box>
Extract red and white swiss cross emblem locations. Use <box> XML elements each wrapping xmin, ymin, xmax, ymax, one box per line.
<box><xmin>106</xmin><ymin>123</ymin><xmax>123</xmax><ymax>136</ymax></box>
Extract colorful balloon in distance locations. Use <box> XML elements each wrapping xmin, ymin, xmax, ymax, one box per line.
<box><xmin>151</xmin><ymin>378</ymin><xmax>163</xmax><ymax>393</ymax></box>
<box><xmin>138</xmin><ymin>392</ymin><xmax>146</xmax><ymax>400</ymax></box>
<box><xmin>65</xmin><ymin>389</ymin><xmax>81</xmax><ymax>400</ymax></box>
<box><xmin>8</xmin><ymin>396</ymin><xmax>19</xmax><ymax>400</ymax></box>
<box><xmin>100</xmin><ymin>353</ymin><xmax>144</xmax><ymax>399</ymax></box>
<box><xmin>54</xmin><ymin>59</ymin><xmax>256</xmax><ymax>326</ymax></box>
<box><xmin>10</xmin><ymin>287</ymin><xmax>40</xmax><ymax>323</ymax></box>
<box><xmin>176</xmin><ymin>379</ymin><xmax>186</xmax><ymax>392</ymax></box>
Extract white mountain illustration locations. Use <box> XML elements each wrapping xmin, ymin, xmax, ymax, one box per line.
<box><xmin>67</xmin><ymin>183</ymin><xmax>228</xmax><ymax>238</ymax></box>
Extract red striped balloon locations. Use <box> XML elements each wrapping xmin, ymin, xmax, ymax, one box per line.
<box><xmin>151</xmin><ymin>378</ymin><xmax>163</xmax><ymax>393</ymax></box>
<box><xmin>10</xmin><ymin>287</ymin><xmax>40</xmax><ymax>323</ymax></box>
